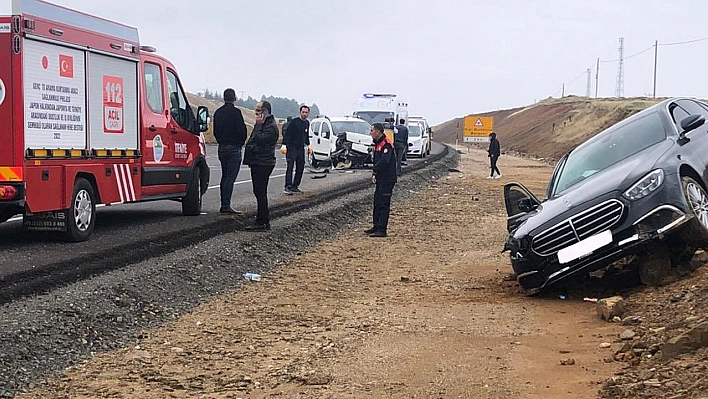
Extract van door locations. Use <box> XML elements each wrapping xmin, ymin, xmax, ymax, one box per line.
<box><xmin>141</xmin><ymin>61</ymin><xmax>176</xmax><ymax>191</ymax></box>
<box><xmin>165</xmin><ymin>69</ymin><xmax>198</xmax><ymax>170</ymax></box>
<box><xmin>320</xmin><ymin>121</ymin><xmax>333</xmax><ymax>155</ymax></box>
<box><xmin>311</xmin><ymin>121</ymin><xmax>328</xmax><ymax>161</ymax></box>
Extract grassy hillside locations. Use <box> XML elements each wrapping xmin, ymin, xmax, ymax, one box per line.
<box><xmin>434</xmin><ymin>96</ymin><xmax>665</xmax><ymax>161</ymax></box>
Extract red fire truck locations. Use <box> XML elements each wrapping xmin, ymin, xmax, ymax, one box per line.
<box><xmin>0</xmin><ymin>0</ymin><xmax>210</xmax><ymax>241</ymax></box>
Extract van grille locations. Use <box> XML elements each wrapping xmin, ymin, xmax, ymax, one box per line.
<box><xmin>532</xmin><ymin>200</ymin><xmax>624</xmax><ymax>256</ymax></box>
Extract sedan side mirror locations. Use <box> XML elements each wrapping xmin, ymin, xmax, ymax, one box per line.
<box><xmin>197</xmin><ymin>106</ymin><xmax>209</xmax><ymax>133</ymax></box>
<box><xmin>680</xmin><ymin>114</ymin><xmax>705</xmax><ymax>135</ymax></box>
<box><xmin>518</xmin><ymin>197</ymin><xmax>537</xmax><ymax>213</ymax></box>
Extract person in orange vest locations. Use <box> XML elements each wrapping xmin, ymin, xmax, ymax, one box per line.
<box><xmin>364</xmin><ymin>123</ymin><xmax>397</xmax><ymax>237</ymax></box>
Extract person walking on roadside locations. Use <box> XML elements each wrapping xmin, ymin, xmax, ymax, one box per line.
<box><xmin>393</xmin><ymin>118</ymin><xmax>409</xmax><ymax>177</ymax></box>
<box><xmin>213</xmin><ymin>88</ymin><xmax>248</xmax><ymax>214</ymax></box>
<box><xmin>243</xmin><ymin>101</ymin><xmax>279</xmax><ymax>231</ymax></box>
<box><xmin>282</xmin><ymin>105</ymin><xmax>311</xmax><ymax>195</ymax></box>
<box><xmin>487</xmin><ymin>131</ymin><xmax>502</xmax><ymax>179</ymax></box>
<box><xmin>364</xmin><ymin>123</ymin><xmax>397</xmax><ymax>238</ymax></box>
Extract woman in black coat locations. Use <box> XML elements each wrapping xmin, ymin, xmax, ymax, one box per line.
<box><xmin>243</xmin><ymin>101</ymin><xmax>279</xmax><ymax>231</ymax></box>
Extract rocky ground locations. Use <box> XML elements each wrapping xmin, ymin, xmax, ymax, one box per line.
<box><xmin>7</xmin><ymin>148</ymin><xmax>708</xmax><ymax>398</ymax></box>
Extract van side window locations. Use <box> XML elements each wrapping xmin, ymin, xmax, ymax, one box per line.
<box><xmin>321</xmin><ymin>122</ymin><xmax>331</xmax><ymax>139</ymax></box>
<box><xmin>143</xmin><ymin>63</ymin><xmax>163</xmax><ymax>114</ymax></box>
<box><xmin>311</xmin><ymin>121</ymin><xmax>321</xmax><ymax>136</ymax></box>
<box><xmin>166</xmin><ymin>70</ymin><xmax>194</xmax><ymax>131</ymax></box>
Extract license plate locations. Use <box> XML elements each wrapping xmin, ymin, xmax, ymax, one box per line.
<box><xmin>557</xmin><ymin>230</ymin><xmax>612</xmax><ymax>264</ymax></box>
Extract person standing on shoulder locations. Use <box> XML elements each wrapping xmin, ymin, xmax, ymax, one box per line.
<box><xmin>364</xmin><ymin>123</ymin><xmax>397</xmax><ymax>238</ymax></box>
<box><xmin>213</xmin><ymin>88</ymin><xmax>248</xmax><ymax>214</ymax></box>
<box><xmin>283</xmin><ymin>105</ymin><xmax>311</xmax><ymax>194</ymax></box>
<box><xmin>394</xmin><ymin>118</ymin><xmax>408</xmax><ymax>176</ymax></box>
<box><xmin>487</xmin><ymin>131</ymin><xmax>502</xmax><ymax>179</ymax></box>
<box><xmin>243</xmin><ymin>101</ymin><xmax>279</xmax><ymax>231</ymax></box>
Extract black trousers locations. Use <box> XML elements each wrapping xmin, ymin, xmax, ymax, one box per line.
<box><xmin>490</xmin><ymin>155</ymin><xmax>501</xmax><ymax>176</ymax></box>
<box><xmin>373</xmin><ymin>181</ymin><xmax>395</xmax><ymax>232</ymax></box>
<box><xmin>250</xmin><ymin>164</ymin><xmax>275</xmax><ymax>225</ymax></box>
<box><xmin>285</xmin><ymin>147</ymin><xmax>305</xmax><ymax>189</ymax></box>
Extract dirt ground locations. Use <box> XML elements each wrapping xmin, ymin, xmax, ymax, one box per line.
<box><xmin>18</xmin><ymin>150</ymin><xmax>627</xmax><ymax>399</ymax></box>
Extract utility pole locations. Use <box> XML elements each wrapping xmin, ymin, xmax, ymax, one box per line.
<box><xmin>561</xmin><ymin>83</ymin><xmax>565</xmax><ymax>97</ymax></box>
<box><xmin>615</xmin><ymin>37</ymin><xmax>625</xmax><ymax>98</ymax></box>
<box><xmin>653</xmin><ymin>40</ymin><xmax>658</xmax><ymax>98</ymax></box>
<box><xmin>239</xmin><ymin>90</ymin><xmax>246</xmax><ymax>100</ymax></box>
<box><xmin>586</xmin><ymin>68</ymin><xmax>592</xmax><ymax>98</ymax></box>
<box><xmin>595</xmin><ymin>57</ymin><xmax>600</xmax><ymax>98</ymax></box>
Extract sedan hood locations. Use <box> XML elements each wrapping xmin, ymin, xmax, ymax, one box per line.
<box><xmin>516</xmin><ymin>140</ymin><xmax>673</xmax><ymax>236</ymax></box>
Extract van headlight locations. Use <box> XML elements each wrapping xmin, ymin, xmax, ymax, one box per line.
<box><xmin>623</xmin><ymin>169</ymin><xmax>664</xmax><ymax>201</ymax></box>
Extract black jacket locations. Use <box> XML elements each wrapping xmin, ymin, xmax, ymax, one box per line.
<box><xmin>283</xmin><ymin>118</ymin><xmax>310</xmax><ymax>148</ymax></box>
<box><xmin>372</xmin><ymin>135</ymin><xmax>397</xmax><ymax>183</ymax></box>
<box><xmin>394</xmin><ymin>124</ymin><xmax>409</xmax><ymax>145</ymax></box>
<box><xmin>213</xmin><ymin>103</ymin><xmax>247</xmax><ymax>147</ymax></box>
<box><xmin>244</xmin><ymin>115</ymin><xmax>279</xmax><ymax>166</ymax></box>
<box><xmin>488</xmin><ymin>137</ymin><xmax>501</xmax><ymax>157</ymax></box>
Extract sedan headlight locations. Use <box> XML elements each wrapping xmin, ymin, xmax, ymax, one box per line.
<box><xmin>623</xmin><ymin>169</ymin><xmax>664</xmax><ymax>201</ymax></box>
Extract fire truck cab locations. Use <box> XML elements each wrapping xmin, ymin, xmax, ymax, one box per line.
<box><xmin>0</xmin><ymin>0</ymin><xmax>210</xmax><ymax>241</ymax></box>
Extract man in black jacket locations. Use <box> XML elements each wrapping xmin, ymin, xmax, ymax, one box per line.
<box><xmin>243</xmin><ymin>101</ymin><xmax>279</xmax><ymax>231</ymax></box>
<box><xmin>394</xmin><ymin>118</ymin><xmax>408</xmax><ymax>176</ymax></box>
<box><xmin>213</xmin><ymin>88</ymin><xmax>248</xmax><ymax>214</ymax></box>
<box><xmin>365</xmin><ymin>123</ymin><xmax>397</xmax><ymax>238</ymax></box>
<box><xmin>282</xmin><ymin>105</ymin><xmax>311</xmax><ymax>194</ymax></box>
<box><xmin>487</xmin><ymin>132</ymin><xmax>502</xmax><ymax>179</ymax></box>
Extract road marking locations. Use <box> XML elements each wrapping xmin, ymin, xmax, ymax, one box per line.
<box><xmin>207</xmin><ymin>173</ymin><xmax>286</xmax><ymax>190</ymax></box>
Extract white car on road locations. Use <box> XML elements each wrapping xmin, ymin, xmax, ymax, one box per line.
<box><xmin>406</xmin><ymin>122</ymin><xmax>430</xmax><ymax>158</ymax></box>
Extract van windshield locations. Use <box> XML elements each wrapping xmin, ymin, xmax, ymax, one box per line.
<box><xmin>332</xmin><ymin>121</ymin><xmax>370</xmax><ymax>135</ymax></box>
<box><xmin>354</xmin><ymin>111</ymin><xmax>394</xmax><ymax>124</ymax></box>
<box><xmin>408</xmin><ymin>125</ymin><xmax>421</xmax><ymax>137</ymax></box>
<box><xmin>551</xmin><ymin>111</ymin><xmax>666</xmax><ymax>195</ymax></box>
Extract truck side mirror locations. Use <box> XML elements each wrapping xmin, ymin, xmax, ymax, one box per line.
<box><xmin>197</xmin><ymin>106</ymin><xmax>209</xmax><ymax>133</ymax></box>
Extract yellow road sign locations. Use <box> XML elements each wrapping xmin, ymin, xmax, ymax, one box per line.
<box><xmin>463</xmin><ymin>116</ymin><xmax>494</xmax><ymax>143</ymax></box>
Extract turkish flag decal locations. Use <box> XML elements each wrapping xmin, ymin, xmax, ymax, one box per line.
<box><xmin>59</xmin><ymin>54</ymin><xmax>74</xmax><ymax>78</ymax></box>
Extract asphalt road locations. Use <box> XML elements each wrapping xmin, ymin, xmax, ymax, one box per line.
<box><xmin>0</xmin><ymin>143</ymin><xmax>444</xmax><ymax>282</ymax></box>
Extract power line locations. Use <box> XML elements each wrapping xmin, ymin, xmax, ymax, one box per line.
<box><xmin>659</xmin><ymin>36</ymin><xmax>708</xmax><ymax>46</ymax></box>
<box><xmin>600</xmin><ymin>45</ymin><xmax>653</xmax><ymax>63</ymax></box>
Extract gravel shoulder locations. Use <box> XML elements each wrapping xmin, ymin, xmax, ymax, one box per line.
<box><xmin>16</xmin><ymin>149</ymin><xmax>704</xmax><ymax>399</ymax></box>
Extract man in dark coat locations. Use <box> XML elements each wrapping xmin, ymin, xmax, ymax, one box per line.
<box><xmin>243</xmin><ymin>101</ymin><xmax>279</xmax><ymax>231</ymax></box>
<box><xmin>213</xmin><ymin>88</ymin><xmax>248</xmax><ymax>214</ymax></box>
<box><xmin>394</xmin><ymin>118</ymin><xmax>409</xmax><ymax>176</ymax></box>
<box><xmin>364</xmin><ymin>123</ymin><xmax>397</xmax><ymax>237</ymax></box>
<box><xmin>487</xmin><ymin>131</ymin><xmax>502</xmax><ymax>179</ymax></box>
<box><xmin>282</xmin><ymin>105</ymin><xmax>311</xmax><ymax>194</ymax></box>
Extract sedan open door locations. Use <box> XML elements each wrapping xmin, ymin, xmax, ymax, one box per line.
<box><xmin>504</xmin><ymin>182</ymin><xmax>542</xmax><ymax>233</ymax></box>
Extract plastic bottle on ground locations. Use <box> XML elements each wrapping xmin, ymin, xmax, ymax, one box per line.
<box><xmin>243</xmin><ymin>272</ymin><xmax>261</xmax><ymax>281</ymax></box>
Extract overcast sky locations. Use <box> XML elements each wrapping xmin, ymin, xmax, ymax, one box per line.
<box><xmin>50</xmin><ymin>0</ymin><xmax>708</xmax><ymax>125</ymax></box>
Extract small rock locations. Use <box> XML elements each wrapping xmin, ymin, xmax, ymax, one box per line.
<box><xmin>400</xmin><ymin>276</ymin><xmax>410</xmax><ymax>283</ymax></box>
<box><xmin>600</xmin><ymin>342</ymin><xmax>612</xmax><ymax>348</ymax></box>
<box><xmin>560</xmin><ymin>358</ymin><xmax>576</xmax><ymax>366</ymax></box>
<box><xmin>620</xmin><ymin>329</ymin><xmax>636</xmax><ymax>340</ymax></box>
<box><xmin>621</xmin><ymin>316</ymin><xmax>642</xmax><ymax>325</ymax></box>
<box><xmin>597</xmin><ymin>296</ymin><xmax>625</xmax><ymax>321</ymax></box>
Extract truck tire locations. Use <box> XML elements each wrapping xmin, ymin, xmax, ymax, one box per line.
<box><xmin>66</xmin><ymin>177</ymin><xmax>96</xmax><ymax>242</ymax></box>
<box><xmin>182</xmin><ymin>168</ymin><xmax>202</xmax><ymax>216</ymax></box>
<box><xmin>680</xmin><ymin>176</ymin><xmax>708</xmax><ymax>245</ymax></box>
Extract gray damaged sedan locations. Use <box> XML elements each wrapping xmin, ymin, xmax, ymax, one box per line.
<box><xmin>504</xmin><ymin>97</ymin><xmax>708</xmax><ymax>293</ymax></box>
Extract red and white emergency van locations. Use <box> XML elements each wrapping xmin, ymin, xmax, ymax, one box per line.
<box><xmin>0</xmin><ymin>0</ymin><xmax>210</xmax><ymax>241</ymax></box>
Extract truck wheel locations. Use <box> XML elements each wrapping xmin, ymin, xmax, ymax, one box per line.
<box><xmin>66</xmin><ymin>178</ymin><xmax>96</xmax><ymax>242</ymax></box>
<box><xmin>182</xmin><ymin>168</ymin><xmax>202</xmax><ymax>216</ymax></box>
<box><xmin>680</xmin><ymin>176</ymin><xmax>708</xmax><ymax>245</ymax></box>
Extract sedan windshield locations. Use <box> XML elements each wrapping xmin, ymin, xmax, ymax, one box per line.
<box><xmin>408</xmin><ymin>125</ymin><xmax>421</xmax><ymax>137</ymax></box>
<box><xmin>354</xmin><ymin>111</ymin><xmax>394</xmax><ymax>124</ymax></box>
<box><xmin>332</xmin><ymin>121</ymin><xmax>370</xmax><ymax>135</ymax></box>
<box><xmin>551</xmin><ymin>112</ymin><xmax>666</xmax><ymax>196</ymax></box>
